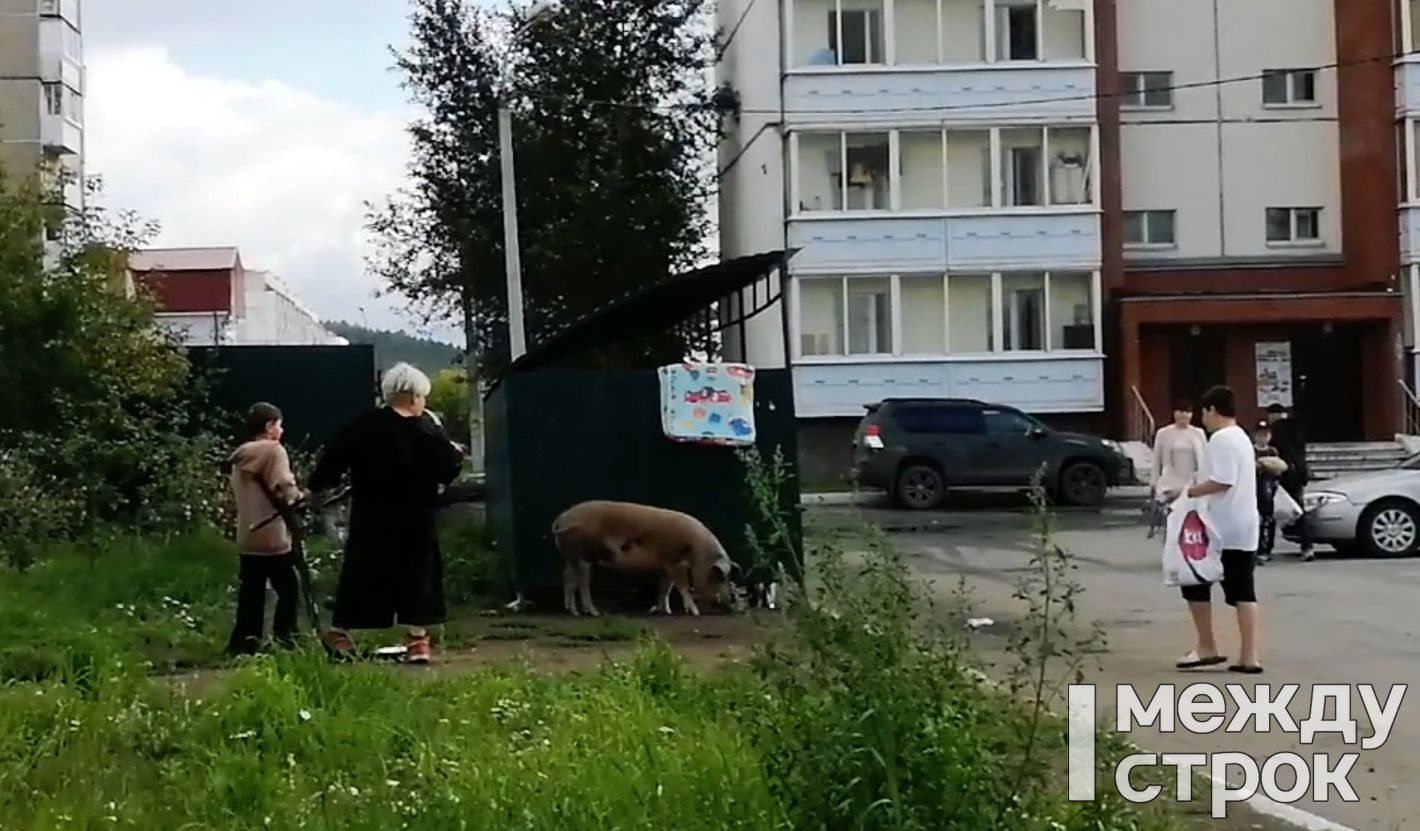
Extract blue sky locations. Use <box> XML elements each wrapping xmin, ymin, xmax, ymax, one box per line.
<box><xmin>83</xmin><ymin>0</ymin><xmax>455</xmax><ymax>337</ymax></box>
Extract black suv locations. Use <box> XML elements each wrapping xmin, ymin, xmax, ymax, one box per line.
<box><xmin>851</xmin><ymin>398</ymin><xmax>1132</xmax><ymax>509</ymax></box>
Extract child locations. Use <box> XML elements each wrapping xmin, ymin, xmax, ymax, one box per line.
<box><xmin>225</xmin><ymin>403</ymin><xmax>306</xmax><ymax>655</ymax></box>
<box><xmin>1253</xmin><ymin>420</ymin><xmax>1288</xmax><ymax>566</ymax></box>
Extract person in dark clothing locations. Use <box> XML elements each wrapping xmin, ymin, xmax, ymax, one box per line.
<box><xmin>1266</xmin><ymin>403</ymin><xmax>1313</xmax><ymax>561</ymax></box>
<box><xmin>308</xmin><ymin>362</ymin><xmax>465</xmax><ymax>663</ymax></box>
<box><xmin>1252</xmin><ymin>421</ymin><xmax>1287</xmax><ymax>566</ymax></box>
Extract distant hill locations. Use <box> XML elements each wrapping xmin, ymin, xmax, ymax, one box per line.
<box><xmin>326</xmin><ymin>322</ymin><xmax>462</xmax><ymax>373</ymax></box>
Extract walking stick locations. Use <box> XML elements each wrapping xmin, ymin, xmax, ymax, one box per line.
<box><xmin>249</xmin><ymin>485</ymin><xmax>351</xmax><ymax>645</ymax></box>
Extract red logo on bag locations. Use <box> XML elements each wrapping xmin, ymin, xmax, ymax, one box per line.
<box><xmin>1179</xmin><ymin>511</ymin><xmax>1209</xmax><ymax>561</ymax></box>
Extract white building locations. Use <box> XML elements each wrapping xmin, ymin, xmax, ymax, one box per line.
<box><xmin>237</xmin><ymin>270</ymin><xmax>348</xmax><ymax>346</ymax></box>
<box><xmin>129</xmin><ymin>247</ymin><xmax>345</xmax><ymax>348</ymax></box>
<box><xmin>716</xmin><ymin>0</ymin><xmax>1104</xmax><ymax>455</ymax></box>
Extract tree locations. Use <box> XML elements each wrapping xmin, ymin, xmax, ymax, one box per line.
<box><xmin>426</xmin><ymin>368</ymin><xmax>471</xmax><ymax>445</ymax></box>
<box><xmin>0</xmin><ymin>165</ymin><xmax>223</xmax><ymax>561</ymax></box>
<box><xmin>368</xmin><ymin>0</ymin><xmax>722</xmax><ymax>379</ymax></box>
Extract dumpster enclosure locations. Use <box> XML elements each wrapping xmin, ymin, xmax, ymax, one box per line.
<box><xmin>484</xmin><ymin>252</ymin><xmax>802</xmax><ymax>608</ymax></box>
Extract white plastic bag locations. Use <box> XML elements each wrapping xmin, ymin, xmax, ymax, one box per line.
<box><xmin>1273</xmin><ymin>487</ymin><xmax>1303</xmax><ymax>526</ymax></box>
<box><xmin>1162</xmin><ymin>497</ymin><xmax>1225</xmax><ymax>587</ymax></box>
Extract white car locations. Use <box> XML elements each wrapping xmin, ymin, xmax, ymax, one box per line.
<box><xmin>1289</xmin><ymin>454</ymin><xmax>1420</xmax><ymax>556</ymax></box>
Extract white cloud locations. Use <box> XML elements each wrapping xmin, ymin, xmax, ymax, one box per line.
<box><xmin>84</xmin><ymin>47</ymin><xmax>421</xmax><ymax>332</ymax></box>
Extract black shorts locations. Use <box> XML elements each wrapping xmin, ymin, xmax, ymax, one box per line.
<box><xmin>1179</xmin><ymin>549</ymin><xmax>1257</xmax><ymax>606</ymax></box>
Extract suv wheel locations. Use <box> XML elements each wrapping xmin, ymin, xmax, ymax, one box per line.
<box><xmin>895</xmin><ymin>464</ymin><xmax>944</xmax><ymax>510</ymax></box>
<box><xmin>1059</xmin><ymin>462</ymin><xmax>1107</xmax><ymax>507</ymax></box>
<box><xmin>1360</xmin><ymin>501</ymin><xmax>1420</xmax><ymax>557</ymax></box>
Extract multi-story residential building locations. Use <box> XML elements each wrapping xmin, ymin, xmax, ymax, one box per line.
<box><xmin>717</xmin><ymin>0</ymin><xmax>1105</xmax><ymax>475</ymax></box>
<box><xmin>1115</xmin><ymin>0</ymin><xmax>1402</xmax><ymax>445</ymax></box>
<box><xmin>0</xmin><ymin>0</ymin><xmax>83</xmax><ymax>210</ymax></box>
<box><xmin>720</xmin><ymin>0</ymin><xmax>1414</xmax><ymax>480</ymax></box>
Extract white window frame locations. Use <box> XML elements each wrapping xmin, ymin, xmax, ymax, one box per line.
<box><xmin>789</xmin><ymin>270</ymin><xmax>1103</xmax><ymax>361</ymax></box>
<box><xmin>785</xmin><ymin>0</ymin><xmax>1093</xmax><ymax>68</ymax></box>
<box><xmin>790</xmin><ymin>124</ymin><xmax>1098</xmax><ymax>216</ymax></box>
<box><xmin>1119</xmin><ymin>71</ymin><xmax>1174</xmax><ymax>110</ymax></box>
<box><xmin>1123</xmin><ymin>209</ymin><xmax>1177</xmax><ymax>249</ymax></box>
<box><xmin>1261</xmin><ymin>68</ymin><xmax>1319</xmax><ymax>108</ymax></box>
<box><xmin>1265</xmin><ymin>207</ymin><xmax>1323</xmax><ymax>247</ymax></box>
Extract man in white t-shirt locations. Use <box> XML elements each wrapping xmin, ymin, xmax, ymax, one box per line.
<box><xmin>1163</xmin><ymin>385</ymin><xmax>1263</xmax><ymax>674</ymax></box>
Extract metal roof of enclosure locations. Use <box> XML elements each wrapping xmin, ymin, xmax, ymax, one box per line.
<box><xmin>489</xmin><ymin>250</ymin><xmax>795</xmax><ymax>387</ymax></box>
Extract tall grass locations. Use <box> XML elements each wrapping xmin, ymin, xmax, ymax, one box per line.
<box><xmin>0</xmin><ymin>510</ymin><xmax>1182</xmax><ymax>829</ymax></box>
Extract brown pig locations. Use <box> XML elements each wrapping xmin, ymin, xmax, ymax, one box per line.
<box><xmin>551</xmin><ymin>500</ymin><xmax>735</xmax><ymax>617</ymax></box>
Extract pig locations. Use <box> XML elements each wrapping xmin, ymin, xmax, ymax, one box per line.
<box><xmin>551</xmin><ymin>500</ymin><xmax>735</xmax><ymax>617</ymax></box>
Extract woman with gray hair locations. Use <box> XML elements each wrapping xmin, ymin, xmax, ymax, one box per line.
<box><xmin>308</xmin><ymin>362</ymin><xmax>464</xmax><ymax>663</ymax></box>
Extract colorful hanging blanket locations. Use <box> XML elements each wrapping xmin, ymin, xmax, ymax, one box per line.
<box><xmin>658</xmin><ymin>362</ymin><xmax>756</xmax><ymax>446</ymax></box>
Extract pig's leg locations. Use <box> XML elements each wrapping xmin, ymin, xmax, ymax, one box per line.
<box><xmin>562</xmin><ymin>560</ymin><xmax>580</xmax><ymax>615</ymax></box>
<box><xmin>577</xmin><ymin>559</ymin><xmax>600</xmax><ymax>617</ymax></box>
<box><xmin>668</xmin><ymin>562</ymin><xmax>699</xmax><ymax>617</ymax></box>
<box><xmin>649</xmin><ymin>573</ymin><xmax>673</xmax><ymax>614</ymax></box>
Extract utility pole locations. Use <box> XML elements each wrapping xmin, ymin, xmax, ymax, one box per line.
<box><xmin>462</xmin><ymin>289</ymin><xmax>485</xmax><ymax>477</ymax></box>
<box><xmin>499</xmin><ymin>102</ymin><xmax>527</xmax><ymax>361</ymax></box>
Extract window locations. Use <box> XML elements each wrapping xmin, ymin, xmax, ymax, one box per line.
<box><xmin>1265</xmin><ymin>207</ymin><xmax>1322</xmax><ymax>245</ymax></box>
<box><xmin>894</xmin><ymin>404</ymin><xmax>985</xmax><ymax>434</ymax></box>
<box><xmin>42</xmin><ymin>82</ymin><xmax>81</xmax><ymax>123</ymax></box>
<box><xmin>799</xmin><ymin>278</ymin><xmax>844</xmax><ymax>355</ymax></box>
<box><xmin>1002</xmin><ymin>272</ymin><xmax>1046</xmax><ymax>351</ymax></box>
<box><xmin>796</xmin><ymin>271</ymin><xmax>1099</xmax><ymax>358</ymax></box>
<box><xmin>899</xmin><ymin>130</ymin><xmax>945</xmax><ymax>210</ymax></box>
<box><xmin>984</xmin><ymin>408</ymin><xmax>1036</xmax><ymax>434</ymax></box>
<box><xmin>1123</xmin><ymin>210</ymin><xmax>1177</xmax><ymax>247</ymax></box>
<box><xmin>43</xmin><ymin>82</ymin><xmax>63</xmax><ymax>116</ymax></box>
<box><xmin>996</xmin><ymin>0</ymin><xmax>1039</xmax><ymax>60</ymax></box>
<box><xmin>946</xmin><ymin>129</ymin><xmax>991</xmax><ymax>208</ymax></box>
<box><xmin>1048</xmin><ymin>127</ymin><xmax>1091</xmax><ymax>205</ymax></box>
<box><xmin>1048</xmin><ymin>271</ymin><xmax>1095</xmax><ymax>351</ymax></box>
<box><xmin>829</xmin><ymin>7</ymin><xmax>886</xmax><ymax>64</ymax></box>
<box><xmin>795</xmin><ymin>132</ymin><xmax>891</xmax><ymax>212</ymax></box>
<box><xmin>1000</xmin><ymin>128</ymin><xmax>1043</xmax><ymax>207</ymax></box>
<box><xmin>1120</xmin><ymin>71</ymin><xmax>1174</xmax><ymax>109</ymax></box>
<box><xmin>1262</xmin><ymin>69</ymin><xmax>1317</xmax><ymax>106</ymax></box>
<box><xmin>61</xmin><ymin>23</ymin><xmax>82</xmax><ymax>63</ymax></box>
<box><xmin>948</xmin><ymin>273</ymin><xmax>994</xmax><ymax>352</ymax></box>
<box><xmin>900</xmin><ymin>275</ymin><xmax>946</xmax><ymax>352</ymax></box>
<box><xmin>846</xmin><ymin>277</ymin><xmax>892</xmax><ymax>354</ymax></box>
<box><xmin>796</xmin><ymin>276</ymin><xmax>892</xmax><ymax>356</ymax></box>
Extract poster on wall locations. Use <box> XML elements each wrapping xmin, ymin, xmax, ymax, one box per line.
<box><xmin>1254</xmin><ymin>341</ymin><xmax>1294</xmax><ymax>409</ymax></box>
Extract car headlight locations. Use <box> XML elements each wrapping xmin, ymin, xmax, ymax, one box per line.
<box><xmin>1303</xmin><ymin>491</ymin><xmax>1346</xmax><ymax>511</ymax></box>
<box><xmin>1102</xmin><ymin>439</ymin><xmax>1124</xmax><ymax>455</ymax></box>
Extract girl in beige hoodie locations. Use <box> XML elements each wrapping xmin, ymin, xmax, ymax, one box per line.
<box><xmin>225</xmin><ymin>402</ymin><xmax>305</xmax><ymax>656</ymax></box>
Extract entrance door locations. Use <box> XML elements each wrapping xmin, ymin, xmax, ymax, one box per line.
<box><xmin>1168</xmin><ymin>326</ymin><xmax>1226</xmax><ymax>423</ymax></box>
<box><xmin>1291</xmin><ymin>324</ymin><xmax>1364</xmax><ymax>442</ymax></box>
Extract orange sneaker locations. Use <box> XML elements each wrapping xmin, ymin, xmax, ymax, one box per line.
<box><xmin>321</xmin><ymin>629</ymin><xmax>356</xmax><ymax>660</ymax></box>
<box><xmin>403</xmin><ymin>632</ymin><xmax>432</xmax><ymax>664</ymax></box>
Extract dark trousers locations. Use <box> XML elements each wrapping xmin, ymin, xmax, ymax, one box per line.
<box><xmin>227</xmin><ymin>553</ymin><xmax>301</xmax><ymax>655</ymax></box>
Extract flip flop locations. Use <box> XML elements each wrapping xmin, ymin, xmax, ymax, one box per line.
<box><xmin>1228</xmin><ymin>664</ymin><xmax>1264</xmax><ymax>675</ymax></box>
<box><xmin>1176</xmin><ymin>652</ymin><xmax>1228</xmax><ymax>670</ymax></box>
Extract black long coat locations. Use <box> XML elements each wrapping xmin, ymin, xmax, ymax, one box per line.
<box><xmin>309</xmin><ymin>407</ymin><xmax>464</xmax><ymax>629</ymax></box>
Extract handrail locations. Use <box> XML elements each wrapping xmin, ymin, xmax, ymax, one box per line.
<box><xmin>1399</xmin><ymin>379</ymin><xmax>1420</xmax><ymax>437</ymax></box>
<box><xmin>1129</xmin><ymin>385</ymin><xmax>1156</xmax><ymax>448</ymax></box>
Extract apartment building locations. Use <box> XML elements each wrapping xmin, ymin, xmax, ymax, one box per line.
<box><xmin>718</xmin><ymin>0</ymin><xmax>1417</xmax><ymax>478</ymax></box>
<box><xmin>0</xmin><ymin>0</ymin><xmax>83</xmax><ymax>209</ymax></box>
<box><xmin>717</xmin><ymin>0</ymin><xmax>1105</xmax><ymax>472</ymax></box>
<box><xmin>1115</xmin><ymin>0</ymin><xmax>1402</xmax><ymax>444</ymax></box>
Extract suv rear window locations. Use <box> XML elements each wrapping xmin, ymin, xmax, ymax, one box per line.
<box><xmin>891</xmin><ymin>404</ymin><xmax>985</xmax><ymax>434</ymax></box>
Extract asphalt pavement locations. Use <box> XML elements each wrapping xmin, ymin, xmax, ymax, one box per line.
<box><xmin>817</xmin><ymin>505</ymin><xmax>1420</xmax><ymax>831</ymax></box>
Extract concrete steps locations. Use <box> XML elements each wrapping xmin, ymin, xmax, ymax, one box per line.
<box><xmin>1307</xmin><ymin>442</ymin><xmax>1410</xmax><ymax>481</ymax></box>
<box><xmin>1120</xmin><ymin>439</ymin><xmax>1411</xmax><ymax>485</ymax></box>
